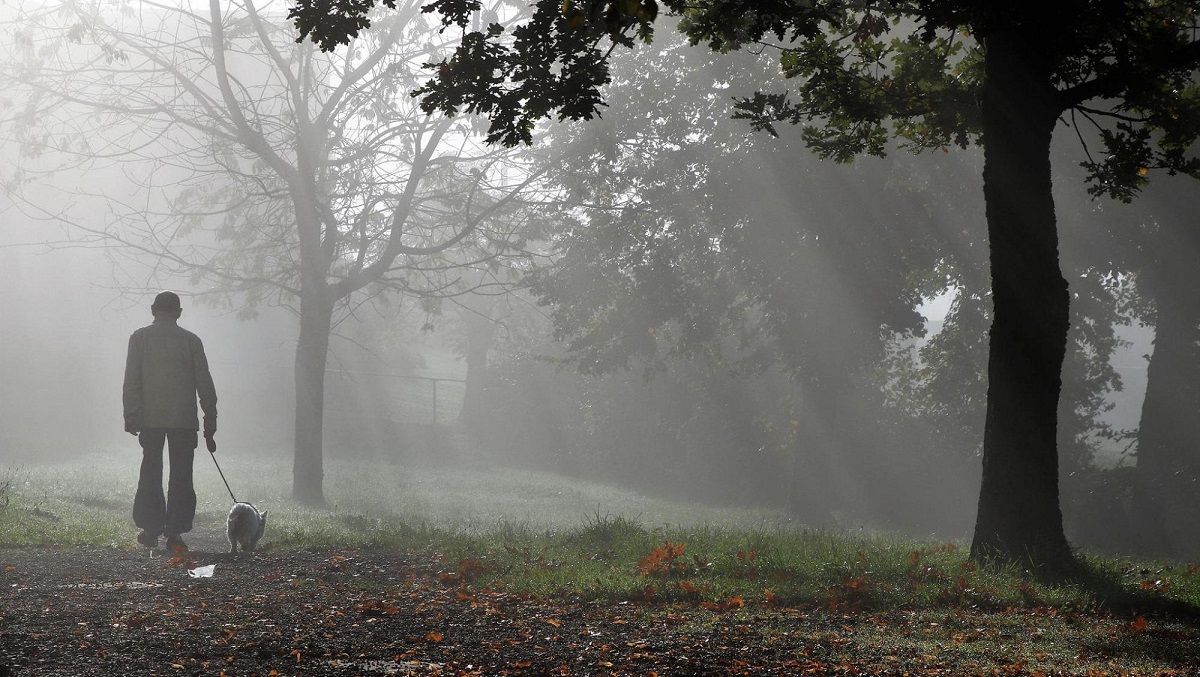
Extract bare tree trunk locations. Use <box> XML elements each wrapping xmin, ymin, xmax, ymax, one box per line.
<box><xmin>293</xmin><ymin>288</ymin><xmax>333</xmax><ymax>505</ymax></box>
<box><xmin>459</xmin><ymin>298</ymin><xmax>498</xmax><ymax>431</ymax></box>
<box><xmin>970</xmin><ymin>31</ymin><xmax>1073</xmax><ymax>567</ymax></box>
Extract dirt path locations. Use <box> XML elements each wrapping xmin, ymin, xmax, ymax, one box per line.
<box><xmin>0</xmin><ymin>531</ymin><xmax>773</xmax><ymax>676</ymax></box>
<box><xmin>5</xmin><ymin>533</ymin><xmax>1200</xmax><ymax>676</ymax></box>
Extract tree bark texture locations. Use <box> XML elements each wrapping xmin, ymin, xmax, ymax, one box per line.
<box><xmin>969</xmin><ymin>31</ymin><xmax>1073</xmax><ymax>566</ymax></box>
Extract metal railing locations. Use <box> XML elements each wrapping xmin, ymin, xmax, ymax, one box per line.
<box><xmin>325</xmin><ymin>369</ymin><xmax>466</xmax><ymax>425</ymax></box>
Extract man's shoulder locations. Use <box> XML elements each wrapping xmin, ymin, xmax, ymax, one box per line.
<box><xmin>177</xmin><ymin>325</ymin><xmax>207</xmax><ymax>348</ymax></box>
<box><xmin>132</xmin><ymin>322</ymin><xmax>205</xmax><ymax>343</ymax></box>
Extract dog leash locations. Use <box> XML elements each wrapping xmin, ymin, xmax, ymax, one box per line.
<box><xmin>205</xmin><ymin>432</ymin><xmax>239</xmax><ymax>503</ymax></box>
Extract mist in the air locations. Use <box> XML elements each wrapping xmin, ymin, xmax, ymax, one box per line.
<box><xmin>3</xmin><ymin>0</ymin><xmax>1197</xmax><ymax>559</ymax></box>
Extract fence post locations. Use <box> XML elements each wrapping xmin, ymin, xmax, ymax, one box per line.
<box><xmin>323</xmin><ymin>369</ymin><xmax>464</xmax><ymax>426</ymax></box>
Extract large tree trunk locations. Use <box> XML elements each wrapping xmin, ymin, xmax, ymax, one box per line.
<box><xmin>1132</xmin><ymin>291</ymin><xmax>1200</xmax><ymax>554</ymax></box>
<box><xmin>1131</xmin><ymin>193</ymin><xmax>1200</xmax><ymax>555</ymax></box>
<box><xmin>293</xmin><ymin>287</ymin><xmax>333</xmax><ymax>505</ymax></box>
<box><xmin>969</xmin><ymin>32</ymin><xmax>1073</xmax><ymax>567</ymax></box>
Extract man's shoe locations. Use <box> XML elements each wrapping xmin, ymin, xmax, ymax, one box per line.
<box><xmin>136</xmin><ymin>531</ymin><xmax>159</xmax><ymax>548</ymax></box>
<box><xmin>165</xmin><ymin>534</ymin><xmax>188</xmax><ymax>552</ymax></box>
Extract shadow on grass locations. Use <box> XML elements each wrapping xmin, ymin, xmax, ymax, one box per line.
<box><xmin>1064</xmin><ymin>559</ymin><xmax>1200</xmax><ymax>668</ymax></box>
<box><xmin>1078</xmin><ymin>564</ymin><xmax>1200</xmax><ymax>619</ymax></box>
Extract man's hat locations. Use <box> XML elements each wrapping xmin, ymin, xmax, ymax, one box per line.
<box><xmin>152</xmin><ymin>290</ymin><xmax>182</xmax><ymax>312</ymax></box>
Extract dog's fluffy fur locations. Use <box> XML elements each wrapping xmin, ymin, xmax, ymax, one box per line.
<box><xmin>226</xmin><ymin>502</ymin><xmax>267</xmax><ymax>554</ymax></box>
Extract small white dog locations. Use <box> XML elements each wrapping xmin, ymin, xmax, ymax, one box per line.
<box><xmin>226</xmin><ymin>502</ymin><xmax>268</xmax><ymax>554</ymax></box>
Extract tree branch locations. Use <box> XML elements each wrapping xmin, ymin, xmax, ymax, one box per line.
<box><xmin>1058</xmin><ymin>39</ymin><xmax>1200</xmax><ymax>109</ymax></box>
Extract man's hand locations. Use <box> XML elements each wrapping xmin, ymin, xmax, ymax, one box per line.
<box><xmin>203</xmin><ymin>415</ymin><xmax>217</xmax><ymax>452</ymax></box>
<box><xmin>124</xmin><ymin>419</ymin><xmax>139</xmax><ymax>436</ymax></box>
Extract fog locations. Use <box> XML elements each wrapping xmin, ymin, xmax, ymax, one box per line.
<box><xmin>1</xmin><ymin>0</ymin><xmax>1196</xmax><ymax>559</ymax></box>
<box><xmin>0</xmin><ymin>215</ymin><xmax>296</xmax><ymax>457</ymax></box>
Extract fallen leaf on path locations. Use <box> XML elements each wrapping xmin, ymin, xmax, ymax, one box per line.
<box><xmin>1130</xmin><ymin>616</ymin><xmax>1148</xmax><ymax>636</ymax></box>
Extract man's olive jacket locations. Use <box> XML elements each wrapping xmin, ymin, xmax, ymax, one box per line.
<box><xmin>123</xmin><ymin>317</ymin><xmax>218</xmax><ymax>431</ymax></box>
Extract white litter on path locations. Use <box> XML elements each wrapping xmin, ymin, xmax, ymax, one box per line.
<box><xmin>187</xmin><ymin>564</ymin><xmax>216</xmax><ymax>578</ymax></box>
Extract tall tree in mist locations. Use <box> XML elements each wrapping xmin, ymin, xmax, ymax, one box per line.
<box><xmin>294</xmin><ymin>0</ymin><xmax>1200</xmax><ymax>566</ymax></box>
<box><xmin>536</xmin><ymin>43</ymin><xmax>1124</xmax><ymax>532</ymax></box>
<box><xmin>1130</xmin><ymin>186</ymin><xmax>1200</xmax><ymax>555</ymax></box>
<box><xmin>888</xmin><ymin>150</ymin><xmax>1133</xmax><ymax>550</ymax></box>
<box><xmin>1073</xmin><ymin>178</ymin><xmax>1200</xmax><ymax>555</ymax></box>
<box><xmin>1</xmin><ymin>0</ymin><xmax>546</xmax><ymax>504</ymax></box>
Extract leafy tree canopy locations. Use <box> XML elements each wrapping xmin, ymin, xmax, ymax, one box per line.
<box><xmin>291</xmin><ymin>0</ymin><xmax>1200</xmax><ymax>201</ymax></box>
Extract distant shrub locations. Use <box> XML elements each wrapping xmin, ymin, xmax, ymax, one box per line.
<box><xmin>0</xmin><ymin>466</ymin><xmax>18</xmax><ymax>509</ymax></box>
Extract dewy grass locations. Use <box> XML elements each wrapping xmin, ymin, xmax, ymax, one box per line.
<box><xmin>0</xmin><ymin>448</ymin><xmax>790</xmax><ymax>548</ymax></box>
<box><xmin>0</xmin><ymin>494</ymin><xmax>130</xmax><ymax>549</ymax></box>
<box><xmin>5</xmin><ymin>450</ymin><xmax>1200</xmax><ymax>617</ymax></box>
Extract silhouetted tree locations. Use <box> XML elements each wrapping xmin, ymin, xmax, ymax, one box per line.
<box><xmin>291</xmin><ymin>0</ymin><xmax>1200</xmax><ymax>567</ymax></box>
<box><xmin>1032</xmin><ymin>164</ymin><xmax>1200</xmax><ymax>556</ymax></box>
<box><xmin>1081</xmin><ymin>178</ymin><xmax>1200</xmax><ymax>556</ymax></box>
<box><xmin>1</xmin><ymin>0</ymin><xmax>546</xmax><ymax>504</ymax></box>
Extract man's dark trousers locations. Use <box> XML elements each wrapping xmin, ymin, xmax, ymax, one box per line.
<box><xmin>133</xmin><ymin>429</ymin><xmax>197</xmax><ymax>537</ymax></box>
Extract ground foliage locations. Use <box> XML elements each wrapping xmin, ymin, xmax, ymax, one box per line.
<box><xmin>5</xmin><ymin>529</ymin><xmax>1200</xmax><ymax>675</ymax></box>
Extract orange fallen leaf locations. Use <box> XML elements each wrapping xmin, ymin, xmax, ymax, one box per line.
<box><xmin>1130</xmin><ymin>616</ymin><xmax>1148</xmax><ymax>636</ymax></box>
<box><xmin>908</xmin><ymin>550</ymin><xmax>922</xmax><ymax>567</ymax></box>
<box><xmin>638</xmin><ymin>541</ymin><xmax>687</xmax><ymax>576</ymax></box>
<box><xmin>702</xmin><ymin>595</ymin><xmax>746</xmax><ymax>612</ymax></box>
<box><xmin>425</xmin><ymin>632</ymin><xmax>444</xmax><ymax>642</ymax></box>
<box><xmin>1140</xmin><ymin>579</ymin><xmax>1169</xmax><ymax>593</ymax></box>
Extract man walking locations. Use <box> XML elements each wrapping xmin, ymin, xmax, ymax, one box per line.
<box><xmin>123</xmin><ymin>291</ymin><xmax>218</xmax><ymax>551</ymax></box>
